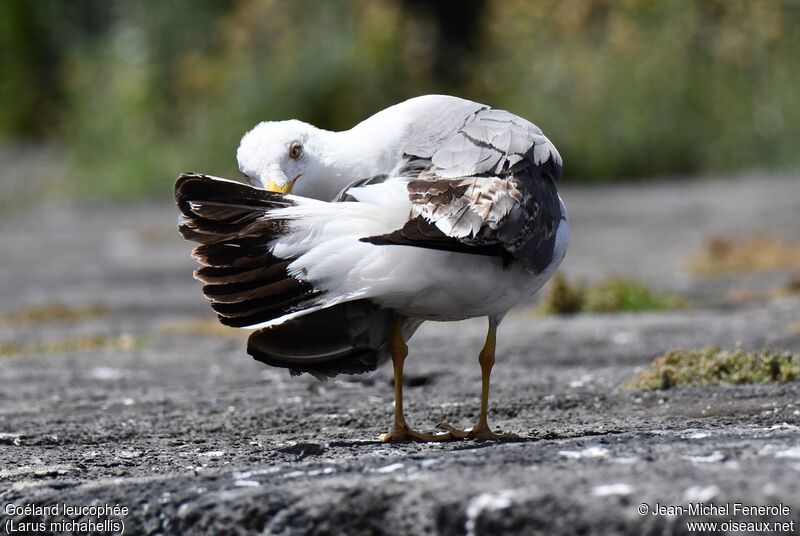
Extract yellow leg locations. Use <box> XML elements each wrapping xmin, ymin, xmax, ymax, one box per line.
<box><xmin>437</xmin><ymin>319</ymin><xmax>519</xmax><ymax>440</ymax></box>
<box><xmin>380</xmin><ymin>320</ymin><xmax>453</xmax><ymax>442</ymax></box>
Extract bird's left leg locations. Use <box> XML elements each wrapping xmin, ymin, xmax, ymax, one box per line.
<box><xmin>438</xmin><ymin>316</ymin><xmax>519</xmax><ymax>440</ymax></box>
<box><xmin>380</xmin><ymin>319</ymin><xmax>453</xmax><ymax>442</ymax></box>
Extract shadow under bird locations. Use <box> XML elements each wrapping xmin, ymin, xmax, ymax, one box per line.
<box><xmin>174</xmin><ymin>95</ymin><xmax>568</xmax><ymax>441</ymax></box>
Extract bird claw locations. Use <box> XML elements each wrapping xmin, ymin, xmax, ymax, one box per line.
<box><xmin>437</xmin><ymin>422</ymin><xmax>520</xmax><ymax>441</ymax></box>
<box><xmin>435</xmin><ymin>422</ymin><xmax>472</xmax><ymax>439</ymax></box>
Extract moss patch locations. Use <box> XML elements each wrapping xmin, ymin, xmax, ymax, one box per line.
<box><xmin>541</xmin><ymin>273</ymin><xmax>685</xmax><ymax>315</ymax></box>
<box><xmin>626</xmin><ymin>347</ymin><xmax>800</xmax><ymax>391</ymax></box>
<box><xmin>689</xmin><ymin>235</ymin><xmax>800</xmax><ymax>277</ymax></box>
<box><xmin>0</xmin><ymin>303</ymin><xmax>108</xmax><ymax>325</ymax></box>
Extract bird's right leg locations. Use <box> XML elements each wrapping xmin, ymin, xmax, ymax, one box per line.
<box><xmin>379</xmin><ymin>320</ymin><xmax>453</xmax><ymax>442</ymax></box>
<box><xmin>436</xmin><ymin>317</ymin><xmax>519</xmax><ymax>440</ymax></box>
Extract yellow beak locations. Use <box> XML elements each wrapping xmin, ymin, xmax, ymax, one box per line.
<box><xmin>265</xmin><ymin>180</ymin><xmax>293</xmax><ymax>193</ymax></box>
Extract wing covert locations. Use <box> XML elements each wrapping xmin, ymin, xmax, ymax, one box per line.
<box><xmin>365</xmin><ymin>105</ymin><xmax>564</xmax><ymax>273</ymax></box>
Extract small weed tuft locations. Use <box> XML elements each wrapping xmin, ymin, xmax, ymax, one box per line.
<box><xmin>0</xmin><ymin>334</ymin><xmax>144</xmax><ymax>358</ymax></box>
<box><xmin>625</xmin><ymin>347</ymin><xmax>800</xmax><ymax>391</ymax></box>
<box><xmin>0</xmin><ymin>303</ymin><xmax>108</xmax><ymax>325</ymax></box>
<box><xmin>542</xmin><ymin>273</ymin><xmax>685</xmax><ymax>315</ymax></box>
<box><xmin>689</xmin><ymin>235</ymin><xmax>800</xmax><ymax>277</ymax></box>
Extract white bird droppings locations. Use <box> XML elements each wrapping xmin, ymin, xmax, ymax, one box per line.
<box><xmin>611</xmin><ymin>332</ymin><xmax>633</xmax><ymax>345</ymax></box>
<box><xmin>684</xmin><ymin>451</ymin><xmax>725</xmax><ymax>464</ymax></box>
<box><xmin>558</xmin><ymin>447</ymin><xmax>609</xmax><ymax>459</ymax></box>
<box><xmin>465</xmin><ymin>491</ymin><xmax>514</xmax><ymax>536</ymax></box>
<box><xmin>90</xmin><ymin>367</ymin><xmax>125</xmax><ymax>381</ymax></box>
<box><xmin>774</xmin><ymin>446</ymin><xmax>800</xmax><ymax>459</ymax></box>
<box><xmin>234</xmin><ymin>479</ymin><xmax>261</xmax><ymax>488</ymax></box>
<box><xmin>592</xmin><ymin>483</ymin><xmax>634</xmax><ymax>497</ymax></box>
<box><xmin>375</xmin><ymin>462</ymin><xmax>404</xmax><ymax>474</ymax></box>
<box><xmin>682</xmin><ymin>485</ymin><xmax>719</xmax><ymax>502</ymax></box>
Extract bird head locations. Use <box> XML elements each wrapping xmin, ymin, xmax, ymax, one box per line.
<box><xmin>237</xmin><ymin>119</ymin><xmax>319</xmax><ymax>194</ymax></box>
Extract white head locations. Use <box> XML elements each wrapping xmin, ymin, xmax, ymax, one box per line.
<box><xmin>237</xmin><ymin>119</ymin><xmax>325</xmax><ymax>195</ymax></box>
<box><xmin>237</xmin><ymin>115</ymin><xmax>403</xmax><ymax>200</ymax></box>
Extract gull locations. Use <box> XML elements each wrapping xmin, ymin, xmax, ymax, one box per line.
<box><xmin>175</xmin><ymin>95</ymin><xmax>568</xmax><ymax>441</ymax></box>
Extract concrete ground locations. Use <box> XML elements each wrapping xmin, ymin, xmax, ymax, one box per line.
<box><xmin>1</xmin><ymin>175</ymin><xmax>799</xmax><ymax>535</ymax></box>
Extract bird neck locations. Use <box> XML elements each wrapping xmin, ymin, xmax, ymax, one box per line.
<box><xmin>303</xmin><ymin>123</ymin><xmax>404</xmax><ymax>200</ymax></box>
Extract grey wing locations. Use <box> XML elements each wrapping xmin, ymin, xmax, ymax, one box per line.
<box><xmin>367</xmin><ymin>107</ymin><xmax>564</xmax><ymax>273</ymax></box>
<box><xmin>400</xmin><ymin>96</ymin><xmax>487</xmax><ymax>160</ymax></box>
<box><xmin>429</xmin><ymin>108</ymin><xmax>562</xmax><ymax>179</ymax></box>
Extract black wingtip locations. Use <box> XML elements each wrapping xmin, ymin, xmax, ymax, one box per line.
<box><xmin>174</xmin><ymin>172</ymin><xmax>293</xmax><ymax>219</ymax></box>
<box><xmin>174</xmin><ymin>172</ymin><xmax>211</xmax><ymax>205</ymax></box>
<box><xmin>547</xmin><ymin>156</ymin><xmax>563</xmax><ymax>182</ymax></box>
<box><xmin>174</xmin><ymin>171</ymin><xmax>318</xmax><ymax>329</ymax></box>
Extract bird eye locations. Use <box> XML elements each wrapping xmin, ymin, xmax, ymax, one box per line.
<box><xmin>289</xmin><ymin>143</ymin><xmax>304</xmax><ymax>160</ymax></box>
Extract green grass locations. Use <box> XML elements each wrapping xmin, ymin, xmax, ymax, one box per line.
<box><xmin>541</xmin><ymin>273</ymin><xmax>685</xmax><ymax>315</ymax></box>
<box><xmin>626</xmin><ymin>347</ymin><xmax>800</xmax><ymax>391</ymax></box>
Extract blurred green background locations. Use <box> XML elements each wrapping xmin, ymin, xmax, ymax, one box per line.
<box><xmin>2</xmin><ymin>0</ymin><xmax>799</xmax><ymax>200</ymax></box>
